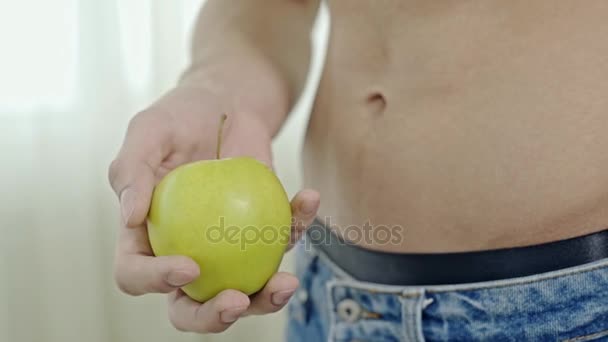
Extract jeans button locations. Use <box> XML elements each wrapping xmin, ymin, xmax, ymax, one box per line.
<box><xmin>337</xmin><ymin>298</ymin><xmax>361</xmax><ymax>323</ymax></box>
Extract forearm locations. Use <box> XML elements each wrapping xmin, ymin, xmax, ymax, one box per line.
<box><xmin>180</xmin><ymin>0</ymin><xmax>320</xmax><ymax>135</ymax></box>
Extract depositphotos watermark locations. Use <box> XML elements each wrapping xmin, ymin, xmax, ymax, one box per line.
<box><xmin>204</xmin><ymin>216</ymin><xmax>405</xmax><ymax>250</ymax></box>
<box><xmin>205</xmin><ymin>217</ymin><xmax>291</xmax><ymax>250</ymax></box>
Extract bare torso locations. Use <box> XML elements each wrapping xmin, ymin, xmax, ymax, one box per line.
<box><xmin>303</xmin><ymin>0</ymin><xmax>608</xmax><ymax>252</ymax></box>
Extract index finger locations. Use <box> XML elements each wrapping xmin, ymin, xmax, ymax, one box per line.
<box><xmin>108</xmin><ymin>111</ymin><xmax>172</xmax><ymax>227</ymax></box>
<box><xmin>113</xmin><ymin>223</ymin><xmax>200</xmax><ymax>296</ymax></box>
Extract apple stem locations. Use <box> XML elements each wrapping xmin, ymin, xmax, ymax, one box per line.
<box><xmin>216</xmin><ymin>114</ymin><xmax>228</xmax><ymax>160</ymax></box>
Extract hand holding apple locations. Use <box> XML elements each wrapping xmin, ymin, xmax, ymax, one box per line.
<box><xmin>108</xmin><ymin>84</ymin><xmax>320</xmax><ymax>333</ymax></box>
<box><xmin>148</xmin><ymin>115</ymin><xmax>294</xmax><ymax>302</ymax></box>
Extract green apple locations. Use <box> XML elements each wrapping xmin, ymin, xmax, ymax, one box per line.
<box><xmin>147</xmin><ymin>115</ymin><xmax>292</xmax><ymax>302</ymax></box>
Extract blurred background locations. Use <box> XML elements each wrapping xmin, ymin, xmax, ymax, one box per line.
<box><xmin>0</xmin><ymin>1</ymin><xmax>329</xmax><ymax>341</ymax></box>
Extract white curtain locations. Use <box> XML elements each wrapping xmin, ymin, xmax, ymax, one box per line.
<box><xmin>0</xmin><ymin>1</ymin><xmax>329</xmax><ymax>341</ymax></box>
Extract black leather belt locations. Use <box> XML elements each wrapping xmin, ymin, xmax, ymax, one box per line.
<box><xmin>306</xmin><ymin>219</ymin><xmax>608</xmax><ymax>285</ymax></box>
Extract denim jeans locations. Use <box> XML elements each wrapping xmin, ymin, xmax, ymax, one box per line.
<box><xmin>286</xmin><ymin>240</ymin><xmax>608</xmax><ymax>342</ymax></box>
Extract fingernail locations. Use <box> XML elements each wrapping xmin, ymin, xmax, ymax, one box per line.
<box><xmin>220</xmin><ymin>307</ymin><xmax>247</xmax><ymax>324</ymax></box>
<box><xmin>299</xmin><ymin>200</ymin><xmax>317</xmax><ymax>216</ymax></box>
<box><xmin>271</xmin><ymin>289</ymin><xmax>296</xmax><ymax>306</ymax></box>
<box><xmin>167</xmin><ymin>270</ymin><xmax>193</xmax><ymax>287</ymax></box>
<box><xmin>120</xmin><ymin>189</ymin><xmax>135</xmax><ymax>225</ymax></box>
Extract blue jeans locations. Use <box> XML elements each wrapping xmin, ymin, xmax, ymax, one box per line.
<box><xmin>286</xmin><ymin>240</ymin><xmax>608</xmax><ymax>342</ymax></box>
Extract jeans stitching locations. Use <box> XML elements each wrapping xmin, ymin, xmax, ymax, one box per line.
<box><xmin>562</xmin><ymin>328</ymin><xmax>608</xmax><ymax>342</ymax></box>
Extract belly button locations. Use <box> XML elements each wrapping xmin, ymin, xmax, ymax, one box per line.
<box><xmin>366</xmin><ymin>92</ymin><xmax>387</xmax><ymax>116</ymax></box>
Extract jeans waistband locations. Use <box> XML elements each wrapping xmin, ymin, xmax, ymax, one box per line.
<box><xmin>305</xmin><ymin>218</ymin><xmax>608</xmax><ymax>286</ymax></box>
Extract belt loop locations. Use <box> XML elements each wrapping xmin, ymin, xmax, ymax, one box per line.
<box><xmin>326</xmin><ymin>280</ymin><xmax>338</xmax><ymax>342</ymax></box>
<box><xmin>400</xmin><ymin>289</ymin><xmax>426</xmax><ymax>342</ymax></box>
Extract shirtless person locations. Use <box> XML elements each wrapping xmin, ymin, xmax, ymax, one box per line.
<box><xmin>108</xmin><ymin>1</ymin><xmax>608</xmax><ymax>340</ymax></box>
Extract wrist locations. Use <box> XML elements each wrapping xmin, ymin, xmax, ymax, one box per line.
<box><xmin>178</xmin><ymin>54</ymin><xmax>291</xmax><ymax>137</ymax></box>
<box><xmin>222</xmin><ymin>112</ymin><xmax>274</xmax><ymax>166</ymax></box>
